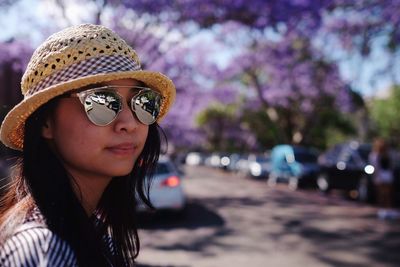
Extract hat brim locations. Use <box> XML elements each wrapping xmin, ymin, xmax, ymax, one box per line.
<box><xmin>0</xmin><ymin>70</ymin><xmax>176</xmax><ymax>151</ymax></box>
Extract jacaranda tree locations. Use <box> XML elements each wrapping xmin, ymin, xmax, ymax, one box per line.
<box><xmin>1</xmin><ymin>0</ymin><xmax>399</xmax><ymax>150</ymax></box>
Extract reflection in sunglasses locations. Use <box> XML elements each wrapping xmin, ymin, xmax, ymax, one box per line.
<box><xmin>87</xmin><ymin>100</ymin><xmax>120</xmax><ymax>125</ymax></box>
<box><xmin>135</xmin><ymin>93</ymin><xmax>161</xmax><ymax>117</ymax></box>
<box><xmin>73</xmin><ymin>87</ymin><xmax>162</xmax><ymax>126</ymax></box>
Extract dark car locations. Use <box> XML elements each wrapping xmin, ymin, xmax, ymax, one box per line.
<box><xmin>235</xmin><ymin>153</ymin><xmax>271</xmax><ymax>179</ymax></box>
<box><xmin>268</xmin><ymin>145</ymin><xmax>320</xmax><ymax>190</ymax></box>
<box><xmin>317</xmin><ymin>141</ymin><xmax>374</xmax><ymax>201</ymax></box>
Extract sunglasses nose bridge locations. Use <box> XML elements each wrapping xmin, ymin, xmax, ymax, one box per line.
<box><xmin>117</xmin><ymin>95</ymin><xmax>142</xmax><ymax>125</ymax></box>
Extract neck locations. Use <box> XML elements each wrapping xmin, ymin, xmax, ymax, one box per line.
<box><xmin>67</xmin><ymin>172</ymin><xmax>113</xmax><ymax>216</ymax></box>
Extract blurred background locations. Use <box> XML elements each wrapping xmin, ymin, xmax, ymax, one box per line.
<box><xmin>1</xmin><ymin>1</ymin><xmax>400</xmax><ymax>266</ymax></box>
<box><xmin>1</xmin><ymin>0</ymin><xmax>400</xmax><ymax>153</ymax></box>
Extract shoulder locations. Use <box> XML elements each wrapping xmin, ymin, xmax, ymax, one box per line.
<box><xmin>0</xmin><ymin>224</ymin><xmax>78</xmax><ymax>267</ymax></box>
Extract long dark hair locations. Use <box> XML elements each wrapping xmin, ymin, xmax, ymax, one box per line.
<box><xmin>0</xmin><ymin>96</ymin><xmax>162</xmax><ymax>266</ymax></box>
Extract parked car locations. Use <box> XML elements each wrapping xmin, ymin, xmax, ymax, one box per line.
<box><xmin>185</xmin><ymin>151</ymin><xmax>206</xmax><ymax>166</ymax></box>
<box><xmin>268</xmin><ymin>145</ymin><xmax>320</xmax><ymax>190</ymax></box>
<box><xmin>225</xmin><ymin>153</ymin><xmax>243</xmax><ymax>172</ymax></box>
<box><xmin>236</xmin><ymin>154</ymin><xmax>271</xmax><ymax>179</ymax></box>
<box><xmin>317</xmin><ymin>141</ymin><xmax>374</xmax><ymax>201</ymax></box>
<box><xmin>204</xmin><ymin>153</ymin><xmax>221</xmax><ymax>168</ymax></box>
<box><xmin>137</xmin><ymin>156</ymin><xmax>186</xmax><ymax>212</ymax></box>
<box><xmin>204</xmin><ymin>152</ymin><xmax>231</xmax><ymax>169</ymax></box>
<box><xmin>233</xmin><ymin>153</ymin><xmax>250</xmax><ymax>174</ymax></box>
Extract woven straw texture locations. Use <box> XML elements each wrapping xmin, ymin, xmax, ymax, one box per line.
<box><xmin>0</xmin><ymin>24</ymin><xmax>175</xmax><ymax>150</ymax></box>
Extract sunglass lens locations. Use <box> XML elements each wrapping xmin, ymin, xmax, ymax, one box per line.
<box><xmin>83</xmin><ymin>91</ymin><xmax>122</xmax><ymax>126</ymax></box>
<box><xmin>132</xmin><ymin>90</ymin><xmax>162</xmax><ymax>125</ymax></box>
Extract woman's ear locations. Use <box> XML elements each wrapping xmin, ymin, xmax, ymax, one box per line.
<box><xmin>41</xmin><ymin>118</ymin><xmax>54</xmax><ymax>139</ymax></box>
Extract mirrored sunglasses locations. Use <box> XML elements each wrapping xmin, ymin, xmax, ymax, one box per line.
<box><xmin>68</xmin><ymin>86</ymin><xmax>163</xmax><ymax>126</ymax></box>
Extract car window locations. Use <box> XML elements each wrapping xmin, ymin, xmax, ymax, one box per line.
<box><xmin>327</xmin><ymin>144</ymin><xmax>342</xmax><ymax>158</ymax></box>
<box><xmin>348</xmin><ymin>154</ymin><xmax>357</xmax><ymax>165</ymax></box>
<box><xmin>319</xmin><ymin>144</ymin><xmax>342</xmax><ymax>165</ymax></box>
<box><xmin>358</xmin><ymin>145</ymin><xmax>371</xmax><ymax>163</ymax></box>
<box><xmin>255</xmin><ymin>156</ymin><xmax>270</xmax><ymax>163</ymax></box>
<box><xmin>295</xmin><ymin>152</ymin><xmax>317</xmax><ymax>163</ymax></box>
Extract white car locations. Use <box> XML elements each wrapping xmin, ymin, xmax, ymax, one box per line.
<box><xmin>137</xmin><ymin>156</ymin><xmax>186</xmax><ymax>212</ymax></box>
<box><xmin>185</xmin><ymin>152</ymin><xmax>205</xmax><ymax>166</ymax></box>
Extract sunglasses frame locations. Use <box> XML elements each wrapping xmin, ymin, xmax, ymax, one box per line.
<box><xmin>69</xmin><ymin>85</ymin><xmax>163</xmax><ymax>126</ymax></box>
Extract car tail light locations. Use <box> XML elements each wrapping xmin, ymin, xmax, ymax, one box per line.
<box><xmin>161</xmin><ymin>176</ymin><xmax>180</xmax><ymax>187</ymax></box>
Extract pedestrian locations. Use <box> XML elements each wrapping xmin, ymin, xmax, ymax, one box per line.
<box><xmin>0</xmin><ymin>24</ymin><xmax>175</xmax><ymax>266</ymax></box>
<box><xmin>369</xmin><ymin>138</ymin><xmax>399</xmax><ymax>220</ymax></box>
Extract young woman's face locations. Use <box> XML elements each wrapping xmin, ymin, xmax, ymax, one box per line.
<box><xmin>42</xmin><ymin>79</ymin><xmax>149</xmax><ymax>179</ymax></box>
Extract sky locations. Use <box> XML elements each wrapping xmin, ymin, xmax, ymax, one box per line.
<box><xmin>0</xmin><ymin>0</ymin><xmax>397</xmax><ymax>98</ymax></box>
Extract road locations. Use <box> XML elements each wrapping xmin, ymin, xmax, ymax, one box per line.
<box><xmin>136</xmin><ymin>165</ymin><xmax>400</xmax><ymax>267</ymax></box>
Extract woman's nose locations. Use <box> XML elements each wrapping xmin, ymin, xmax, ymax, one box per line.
<box><xmin>113</xmin><ymin>102</ymin><xmax>140</xmax><ymax>132</ymax></box>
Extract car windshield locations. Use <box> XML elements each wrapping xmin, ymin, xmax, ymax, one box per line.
<box><xmin>156</xmin><ymin>162</ymin><xmax>171</xmax><ymax>175</ymax></box>
<box><xmin>295</xmin><ymin>152</ymin><xmax>317</xmax><ymax>163</ymax></box>
<box><xmin>358</xmin><ymin>145</ymin><xmax>371</xmax><ymax>162</ymax></box>
<box><xmin>255</xmin><ymin>156</ymin><xmax>270</xmax><ymax>163</ymax></box>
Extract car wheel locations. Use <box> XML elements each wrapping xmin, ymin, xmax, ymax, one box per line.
<box><xmin>288</xmin><ymin>177</ymin><xmax>299</xmax><ymax>191</ymax></box>
<box><xmin>357</xmin><ymin>176</ymin><xmax>370</xmax><ymax>202</ymax></box>
<box><xmin>317</xmin><ymin>173</ymin><xmax>330</xmax><ymax>193</ymax></box>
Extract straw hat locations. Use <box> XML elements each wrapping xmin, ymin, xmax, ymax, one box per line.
<box><xmin>0</xmin><ymin>24</ymin><xmax>176</xmax><ymax>151</ymax></box>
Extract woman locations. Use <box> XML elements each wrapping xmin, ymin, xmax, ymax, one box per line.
<box><xmin>0</xmin><ymin>24</ymin><xmax>175</xmax><ymax>266</ymax></box>
<box><xmin>369</xmin><ymin>138</ymin><xmax>396</xmax><ymax>219</ymax></box>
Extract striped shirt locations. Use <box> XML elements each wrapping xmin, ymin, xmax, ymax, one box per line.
<box><xmin>0</xmin><ymin>208</ymin><xmax>78</xmax><ymax>266</ymax></box>
<box><xmin>0</xmin><ymin>208</ymin><xmax>117</xmax><ymax>266</ymax></box>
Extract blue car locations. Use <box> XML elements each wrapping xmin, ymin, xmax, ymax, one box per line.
<box><xmin>268</xmin><ymin>145</ymin><xmax>320</xmax><ymax>190</ymax></box>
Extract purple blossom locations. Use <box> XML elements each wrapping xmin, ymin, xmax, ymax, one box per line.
<box><xmin>121</xmin><ymin>0</ymin><xmax>333</xmax><ymax>33</ymax></box>
<box><xmin>2</xmin><ymin>0</ymin><xmax>399</xmax><ymax>149</ymax></box>
<box><xmin>0</xmin><ymin>40</ymin><xmax>32</xmax><ymax>71</ymax></box>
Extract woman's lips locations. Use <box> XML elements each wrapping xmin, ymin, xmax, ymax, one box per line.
<box><xmin>106</xmin><ymin>143</ymin><xmax>136</xmax><ymax>156</ymax></box>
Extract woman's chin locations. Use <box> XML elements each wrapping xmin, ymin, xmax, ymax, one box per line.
<box><xmin>109</xmin><ymin>167</ymin><xmax>134</xmax><ymax>177</ymax></box>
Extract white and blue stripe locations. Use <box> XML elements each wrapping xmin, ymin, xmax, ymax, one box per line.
<box><xmin>0</xmin><ymin>225</ymin><xmax>78</xmax><ymax>267</ymax></box>
<box><xmin>0</xmin><ymin>208</ymin><xmax>118</xmax><ymax>266</ymax></box>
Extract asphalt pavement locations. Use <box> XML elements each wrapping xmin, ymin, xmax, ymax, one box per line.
<box><xmin>136</xmin><ymin>165</ymin><xmax>400</xmax><ymax>267</ymax></box>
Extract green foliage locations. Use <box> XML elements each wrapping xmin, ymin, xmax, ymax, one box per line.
<box><xmin>240</xmin><ymin>109</ymin><xmax>280</xmax><ymax>149</ymax></box>
<box><xmin>196</xmin><ymin>96</ymin><xmax>359</xmax><ymax>151</ymax></box>
<box><xmin>196</xmin><ymin>103</ymin><xmax>243</xmax><ymax>152</ymax></box>
<box><xmin>196</xmin><ymin>104</ymin><xmax>236</xmax><ymax>126</ymax></box>
<box><xmin>370</xmin><ymin>85</ymin><xmax>400</xmax><ymax>145</ymax></box>
<box><xmin>306</xmin><ymin>108</ymin><xmax>356</xmax><ymax>149</ymax></box>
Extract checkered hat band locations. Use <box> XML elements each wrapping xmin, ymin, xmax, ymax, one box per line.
<box><xmin>26</xmin><ymin>55</ymin><xmax>141</xmax><ymax>97</ymax></box>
